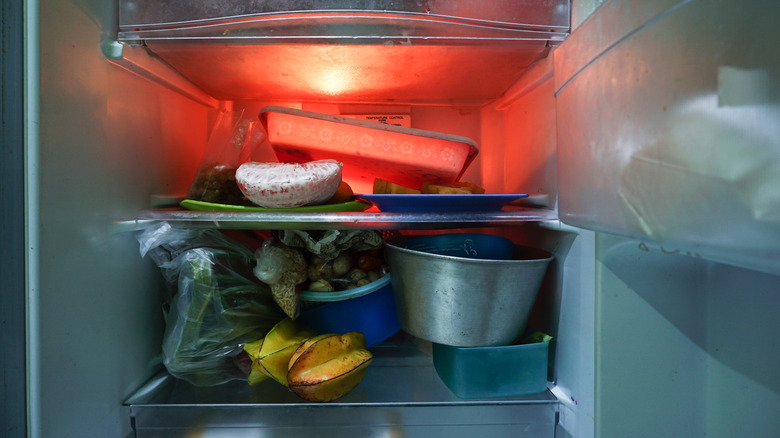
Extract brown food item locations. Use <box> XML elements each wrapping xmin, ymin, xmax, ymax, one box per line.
<box><xmin>331</xmin><ymin>253</ymin><xmax>353</xmax><ymax>276</ymax></box>
<box><xmin>327</xmin><ymin>181</ymin><xmax>355</xmax><ymax>204</ymax></box>
<box><xmin>357</xmin><ymin>254</ymin><xmax>383</xmax><ymax>271</ymax></box>
<box><xmin>373</xmin><ymin>177</ymin><xmax>486</xmax><ymax>195</ymax></box>
<box><xmin>254</xmin><ymin>241</ymin><xmax>308</xmax><ymax>320</ymax></box>
<box><xmin>307</xmin><ymin>262</ymin><xmax>333</xmax><ymax>283</ymax></box>
<box><xmin>372</xmin><ymin>178</ymin><xmax>421</xmax><ymax>194</ymax></box>
<box><xmin>186</xmin><ymin>164</ymin><xmax>244</xmax><ymax>204</ymax></box>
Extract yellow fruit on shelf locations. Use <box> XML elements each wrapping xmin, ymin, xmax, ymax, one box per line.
<box><xmin>254</xmin><ymin>318</ymin><xmax>317</xmax><ymax>387</ymax></box>
<box><xmin>372</xmin><ymin>178</ymin><xmax>421</xmax><ymax>194</ymax></box>
<box><xmin>327</xmin><ymin>181</ymin><xmax>354</xmax><ymax>204</ymax></box>
<box><xmin>243</xmin><ymin>338</ymin><xmax>270</xmax><ymax>386</ymax></box>
<box><xmin>421</xmin><ymin>181</ymin><xmax>486</xmax><ymax>194</ymax></box>
<box><xmin>287</xmin><ymin>333</ymin><xmax>334</xmax><ymax>370</ymax></box>
<box><xmin>287</xmin><ymin>332</ymin><xmax>373</xmax><ymax>402</ymax></box>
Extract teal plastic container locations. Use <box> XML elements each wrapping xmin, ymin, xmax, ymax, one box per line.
<box><xmin>432</xmin><ymin>337</ymin><xmax>550</xmax><ymax>399</ymax></box>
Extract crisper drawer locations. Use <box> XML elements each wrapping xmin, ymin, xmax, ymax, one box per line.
<box><xmin>554</xmin><ymin>0</ymin><xmax>780</xmax><ymax>274</ymax></box>
<box><xmin>127</xmin><ymin>341</ymin><xmax>559</xmax><ymax>437</ymax></box>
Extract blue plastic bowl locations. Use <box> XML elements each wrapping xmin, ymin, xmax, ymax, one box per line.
<box><xmin>432</xmin><ymin>337</ymin><xmax>550</xmax><ymax>399</ymax></box>
<box><xmin>298</xmin><ymin>275</ymin><xmax>400</xmax><ymax>347</ymax></box>
<box><xmin>404</xmin><ymin>233</ymin><xmax>514</xmax><ymax>260</ymax></box>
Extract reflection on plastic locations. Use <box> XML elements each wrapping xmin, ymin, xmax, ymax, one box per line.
<box><xmin>618</xmin><ymin>94</ymin><xmax>780</xmax><ymax>272</ymax></box>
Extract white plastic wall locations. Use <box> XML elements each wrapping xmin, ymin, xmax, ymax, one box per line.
<box><xmin>28</xmin><ymin>0</ymin><xmax>211</xmax><ymax>436</ymax></box>
<box><xmin>490</xmin><ymin>55</ymin><xmax>596</xmax><ymax>438</ymax></box>
<box><xmin>595</xmin><ymin>234</ymin><xmax>780</xmax><ymax>437</ymax></box>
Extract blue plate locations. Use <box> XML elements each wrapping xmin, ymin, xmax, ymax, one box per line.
<box><xmin>355</xmin><ymin>194</ymin><xmax>528</xmax><ymax>212</ymax></box>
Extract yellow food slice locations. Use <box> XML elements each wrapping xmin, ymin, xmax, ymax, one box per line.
<box><xmin>289</xmin><ymin>360</ymin><xmax>372</xmax><ymax>402</ymax></box>
<box><xmin>256</xmin><ymin>318</ymin><xmax>317</xmax><ymax>386</ymax></box>
<box><xmin>248</xmin><ymin>359</ymin><xmax>271</xmax><ymax>386</ymax></box>
<box><xmin>373</xmin><ymin>178</ymin><xmax>421</xmax><ymax>194</ymax></box>
<box><xmin>287</xmin><ymin>332</ymin><xmax>373</xmax><ymax>402</ymax></box>
<box><xmin>421</xmin><ymin>181</ymin><xmax>486</xmax><ymax>194</ymax></box>
<box><xmin>259</xmin><ymin>318</ymin><xmax>316</xmax><ymax>358</ymax></box>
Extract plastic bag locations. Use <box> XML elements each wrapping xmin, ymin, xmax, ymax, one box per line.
<box><xmin>138</xmin><ymin>222</ymin><xmax>285</xmax><ymax>386</ymax></box>
<box><xmin>277</xmin><ymin>230</ymin><xmax>383</xmax><ymax>261</ymax></box>
<box><xmin>185</xmin><ymin>109</ymin><xmax>274</xmax><ymax>205</ymax></box>
<box><xmin>254</xmin><ymin>238</ymin><xmax>308</xmax><ymax>320</ymax></box>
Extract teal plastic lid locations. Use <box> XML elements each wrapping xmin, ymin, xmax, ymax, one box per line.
<box><xmin>299</xmin><ymin>274</ymin><xmax>391</xmax><ymax>303</ymax></box>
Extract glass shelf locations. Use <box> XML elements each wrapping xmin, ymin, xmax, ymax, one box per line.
<box><xmin>127</xmin><ymin>207</ymin><xmax>558</xmax><ymax>231</ymax></box>
<box><xmin>126</xmin><ymin>336</ymin><xmax>559</xmax><ymax>437</ymax></box>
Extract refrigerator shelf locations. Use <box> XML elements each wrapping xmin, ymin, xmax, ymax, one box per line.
<box><xmin>128</xmin><ymin>207</ymin><xmax>558</xmax><ymax>231</ymax></box>
<box><xmin>126</xmin><ymin>337</ymin><xmax>559</xmax><ymax>437</ymax></box>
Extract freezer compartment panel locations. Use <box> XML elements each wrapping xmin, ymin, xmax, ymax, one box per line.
<box><xmin>139</xmin><ymin>42</ymin><xmax>551</xmax><ymax>104</ymax></box>
<box><xmin>116</xmin><ymin>1</ymin><xmax>570</xmax><ymax>104</ymax></box>
<box><xmin>128</xmin><ymin>340</ymin><xmax>559</xmax><ymax>437</ymax></box>
<box><xmin>554</xmin><ymin>0</ymin><xmax>780</xmax><ymax>274</ymax></box>
<box><xmin>118</xmin><ymin>0</ymin><xmax>570</xmax><ymax>37</ymax></box>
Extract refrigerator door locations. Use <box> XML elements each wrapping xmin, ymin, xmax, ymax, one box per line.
<box><xmin>555</xmin><ymin>0</ymin><xmax>780</xmax><ymax>275</ymax></box>
<box><xmin>553</xmin><ymin>1</ymin><xmax>780</xmax><ymax>436</ymax></box>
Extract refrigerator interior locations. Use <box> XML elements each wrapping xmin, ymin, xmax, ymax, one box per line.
<box><xmin>18</xmin><ymin>0</ymin><xmax>780</xmax><ymax>437</ymax></box>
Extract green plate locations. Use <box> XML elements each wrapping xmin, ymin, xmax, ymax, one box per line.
<box><xmin>180</xmin><ymin>199</ymin><xmax>372</xmax><ymax>213</ymax></box>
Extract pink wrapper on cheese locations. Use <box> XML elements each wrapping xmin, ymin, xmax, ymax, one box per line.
<box><xmin>236</xmin><ymin>160</ymin><xmax>343</xmax><ymax>208</ymax></box>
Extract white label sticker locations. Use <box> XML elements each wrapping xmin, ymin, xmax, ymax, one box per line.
<box><xmin>349</xmin><ymin>114</ymin><xmax>411</xmax><ymax>128</ymax></box>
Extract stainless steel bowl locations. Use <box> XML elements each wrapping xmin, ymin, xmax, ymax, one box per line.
<box><xmin>384</xmin><ymin>235</ymin><xmax>553</xmax><ymax>347</ymax></box>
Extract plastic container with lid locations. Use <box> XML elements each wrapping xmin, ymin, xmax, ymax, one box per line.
<box><xmin>260</xmin><ymin>106</ymin><xmax>479</xmax><ymax>195</ymax></box>
<box><xmin>297</xmin><ymin>275</ymin><xmax>400</xmax><ymax>347</ymax></box>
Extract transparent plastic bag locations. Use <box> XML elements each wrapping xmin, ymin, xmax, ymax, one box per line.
<box><xmin>138</xmin><ymin>222</ymin><xmax>285</xmax><ymax>386</ymax></box>
<box><xmin>254</xmin><ymin>238</ymin><xmax>308</xmax><ymax>320</ymax></box>
<box><xmin>185</xmin><ymin>109</ymin><xmax>274</xmax><ymax>205</ymax></box>
<box><xmin>278</xmin><ymin>230</ymin><xmax>383</xmax><ymax>261</ymax></box>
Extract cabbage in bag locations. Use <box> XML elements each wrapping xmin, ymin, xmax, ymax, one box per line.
<box><xmin>139</xmin><ymin>222</ymin><xmax>285</xmax><ymax>386</ymax></box>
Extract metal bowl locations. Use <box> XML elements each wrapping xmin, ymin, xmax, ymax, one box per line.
<box><xmin>384</xmin><ymin>234</ymin><xmax>553</xmax><ymax>347</ymax></box>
